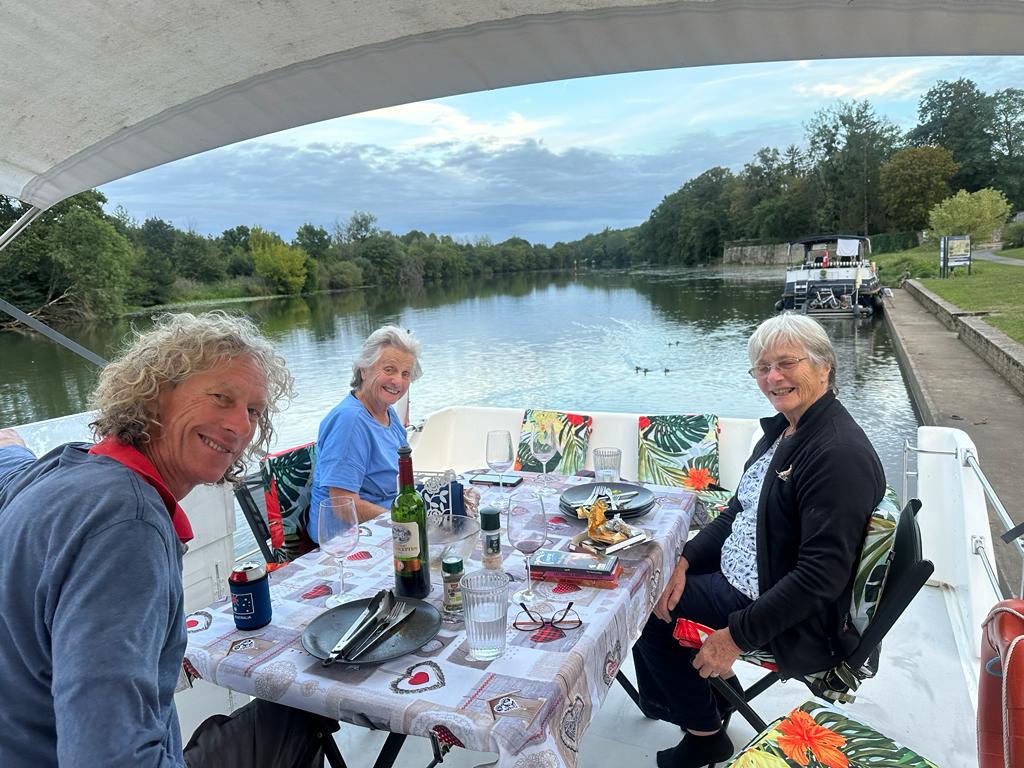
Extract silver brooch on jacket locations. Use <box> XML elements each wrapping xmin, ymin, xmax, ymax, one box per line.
<box><xmin>776</xmin><ymin>464</ymin><xmax>793</xmax><ymax>481</ymax></box>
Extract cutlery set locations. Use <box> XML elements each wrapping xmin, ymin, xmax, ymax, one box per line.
<box><xmin>322</xmin><ymin>589</ymin><xmax>416</xmax><ymax>666</ymax></box>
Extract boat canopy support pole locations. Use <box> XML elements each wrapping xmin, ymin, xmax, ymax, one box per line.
<box><xmin>0</xmin><ymin>205</ymin><xmax>109</xmax><ymax>369</ymax></box>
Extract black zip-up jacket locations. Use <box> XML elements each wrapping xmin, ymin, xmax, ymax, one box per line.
<box><xmin>681</xmin><ymin>391</ymin><xmax>884</xmax><ymax>678</ymax></box>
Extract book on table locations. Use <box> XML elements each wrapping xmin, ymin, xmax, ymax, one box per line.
<box><xmin>531</xmin><ymin>562</ymin><xmax>622</xmax><ymax>589</ymax></box>
<box><xmin>528</xmin><ymin>548</ymin><xmax>618</xmax><ymax>576</ymax></box>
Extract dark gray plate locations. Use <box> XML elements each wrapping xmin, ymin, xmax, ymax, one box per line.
<box><xmin>302</xmin><ymin>596</ymin><xmax>441</xmax><ymax>665</ymax></box>
<box><xmin>560</xmin><ymin>482</ymin><xmax>656</xmax><ymax>520</ymax></box>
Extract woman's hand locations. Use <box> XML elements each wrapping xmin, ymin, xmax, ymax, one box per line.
<box><xmin>692</xmin><ymin>626</ymin><xmax>741</xmax><ymax>678</ymax></box>
<box><xmin>653</xmin><ymin>556</ymin><xmax>689</xmax><ymax>622</ymax></box>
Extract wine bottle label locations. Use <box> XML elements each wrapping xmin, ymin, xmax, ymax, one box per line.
<box><xmin>392</xmin><ymin>521</ymin><xmax>421</xmax><ymax>558</ymax></box>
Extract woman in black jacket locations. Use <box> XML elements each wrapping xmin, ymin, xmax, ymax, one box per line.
<box><xmin>633</xmin><ymin>314</ymin><xmax>884</xmax><ymax>768</ymax></box>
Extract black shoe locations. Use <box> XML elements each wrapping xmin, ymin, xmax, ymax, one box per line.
<box><xmin>656</xmin><ymin>730</ymin><xmax>733</xmax><ymax>768</ymax></box>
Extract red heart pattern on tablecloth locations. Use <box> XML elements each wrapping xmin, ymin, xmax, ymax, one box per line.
<box><xmin>389</xmin><ymin>660</ymin><xmax>445</xmax><ymax>694</ymax></box>
<box><xmin>347</xmin><ymin>550</ymin><xmax>372</xmax><ymax>561</ymax></box>
<box><xmin>185</xmin><ymin>611</ymin><xmax>211</xmax><ymax>633</ymax></box>
<box><xmin>530</xmin><ymin>625</ymin><xmax>566</xmax><ymax>643</ymax></box>
<box><xmin>548</xmin><ymin>516</ymin><xmax>567</xmax><ymax>525</ymax></box>
<box><xmin>431</xmin><ymin>725</ymin><xmax>464</xmax><ymax>748</ymax></box>
<box><xmin>302</xmin><ymin>584</ymin><xmax>332</xmax><ymax>600</ymax></box>
<box><xmin>552</xmin><ymin>582</ymin><xmax>581</xmax><ymax>594</ymax></box>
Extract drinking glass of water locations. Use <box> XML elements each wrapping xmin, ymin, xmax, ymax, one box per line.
<box><xmin>317</xmin><ymin>497</ymin><xmax>360</xmax><ymax>608</ymax></box>
<box><xmin>593</xmin><ymin>447</ymin><xmax>622</xmax><ymax>484</ymax></box>
<box><xmin>461</xmin><ymin>569</ymin><xmax>511</xmax><ymax>661</ymax></box>
<box><xmin>507</xmin><ymin>490</ymin><xmax>548</xmax><ymax>605</ymax></box>
<box><xmin>530</xmin><ymin>423</ymin><xmax>559</xmax><ymax>496</ymax></box>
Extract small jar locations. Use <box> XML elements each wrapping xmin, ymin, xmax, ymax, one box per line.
<box><xmin>442</xmin><ymin>556</ymin><xmax>464</xmax><ymax>612</ymax></box>
<box><xmin>480</xmin><ymin>508</ymin><xmax>503</xmax><ymax>570</ymax></box>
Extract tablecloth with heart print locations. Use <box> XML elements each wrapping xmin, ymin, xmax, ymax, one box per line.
<box><xmin>183</xmin><ymin>475</ymin><xmax>695</xmax><ymax>768</ymax></box>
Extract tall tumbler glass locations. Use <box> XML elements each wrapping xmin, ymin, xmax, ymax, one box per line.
<box><xmin>461</xmin><ymin>569</ymin><xmax>511</xmax><ymax>661</ymax></box>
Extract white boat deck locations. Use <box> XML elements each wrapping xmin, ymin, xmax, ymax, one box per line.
<box><xmin>330</xmin><ymin>583</ymin><xmax>974</xmax><ymax>766</ymax></box>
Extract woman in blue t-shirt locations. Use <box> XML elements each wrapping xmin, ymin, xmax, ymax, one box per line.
<box><xmin>310</xmin><ymin>325</ymin><xmax>422</xmax><ymax>536</ymax></box>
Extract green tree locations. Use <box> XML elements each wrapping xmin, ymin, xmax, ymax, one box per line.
<box><xmin>294</xmin><ymin>223</ymin><xmax>332</xmax><ymax>261</ymax></box>
<box><xmin>880</xmin><ymin>146</ymin><xmax>958</xmax><ymax>231</ymax></box>
<box><xmin>992</xmin><ymin>88</ymin><xmax>1024</xmax><ymax>209</ymax></box>
<box><xmin>806</xmin><ymin>100</ymin><xmax>901</xmax><ymax>234</ymax></box>
<box><xmin>251</xmin><ymin>227</ymin><xmax>307</xmax><ymax>294</ymax></box>
<box><xmin>928</xmin><ymin>188</ymin><xmax>1012</xmax><ymax>242</ymax></box>
<box><xmin>174</xmin><ymin>230</ymin><xmax>226</xmax><ymax>283</ymax></box>
<box><xmin>909</xmin><ymin>78</ymin><xmax>996</xmax><ymax>193</ymax></box>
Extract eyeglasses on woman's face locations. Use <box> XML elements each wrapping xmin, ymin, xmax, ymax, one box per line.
<box><xmin>748</xmin><ymin>356</ymin><xmax>808</xmax><ymax>379</ymax></box>
<box><xmin>512</xmin><ymin>601</ymin><xmax>582</xmax><ymax>631</ymax></box>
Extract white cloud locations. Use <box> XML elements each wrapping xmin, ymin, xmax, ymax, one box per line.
<box><xmin>794</xmin><ymin>66</ymin><xmax>928</xmax><ymax>100</ymax></box>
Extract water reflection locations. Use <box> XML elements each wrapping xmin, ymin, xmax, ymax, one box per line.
<box><xmin>0</xmin><ymin>267</ymin><xmax>918</xmax><ymax>485</ymax></box>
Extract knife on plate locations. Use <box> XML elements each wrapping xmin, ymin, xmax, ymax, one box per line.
<box><xmin>322</xmin><ymin>589</ymin><xmax>390</xmax><ymax>666</ymax></box>
<box><xmin>344</xmin><ymin>602</ymin><xmax>417</xmax><ymax>662</ymax></box>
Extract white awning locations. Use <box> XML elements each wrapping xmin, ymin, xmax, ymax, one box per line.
<box><xmin>3</xmin><ymin>0</ymin><xmax>1024</xmax><ymax>210</ymax></box>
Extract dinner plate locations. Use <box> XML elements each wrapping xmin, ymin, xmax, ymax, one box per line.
<box><xmin>559</xmin><ymin>500</ymin><xmax>656</xmax><ymax>521</ymax></box>
<box><xmin>302</xmin><ymin>595</ymin><xmax>441</xmax><ymax>665</ymax></box>
<box><xmin>560</xmin><ymin>482</ymin><xmax>656</xmax><ymax>519</ymax></box>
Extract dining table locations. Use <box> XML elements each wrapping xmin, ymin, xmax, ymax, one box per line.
<box><xmin>182</xmin><ymin>473</ymin><xmax>696</xmax><ymax>768</ymax></box>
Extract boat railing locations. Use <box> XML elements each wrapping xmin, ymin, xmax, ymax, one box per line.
<box><xmin>903</xmin><ymin>433</ymin><xmax>1022</xmax><ymax>599</ymax></box>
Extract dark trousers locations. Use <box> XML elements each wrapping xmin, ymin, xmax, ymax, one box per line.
<box><xmin>184</xmin><ymin>699</ymin><xmax>339</xmax><ymax>768</ymax></box>
<box><xmin>631</xmin><ymin>571</ymin><xmax>752</xmax><ymax>732</ymax></box>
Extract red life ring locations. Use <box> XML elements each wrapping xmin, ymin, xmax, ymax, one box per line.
<box><xmin>979</xmin><ymin>600</ymin><xmax>1024</xmax><ymax>767</ymax></box>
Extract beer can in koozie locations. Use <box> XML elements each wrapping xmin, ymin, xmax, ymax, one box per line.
<box><xmin>228</xmin><ymin>561</ymin><xmax>272</xmax><ymax>630</ymax></box>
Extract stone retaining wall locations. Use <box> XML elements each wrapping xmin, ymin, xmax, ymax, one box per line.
<box><xmin>722</xmin><ymin>243</ymin><xmax>790</xmax><ymax>264</ymax></box>
<box><xmin>904</xmin><ymin>279</ymin><xmax>1024</xmax><ymax>398</ymax></box>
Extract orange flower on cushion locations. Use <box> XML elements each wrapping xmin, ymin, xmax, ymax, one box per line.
<box><xmin>776</xmin><ymin>710</ymin><xmax>848</xmax><ymax>768</ymax></box>
<box><xmin>682</xmin><ymin>467</ymin><xmax>714</xmax><ymax>491</ymax></box>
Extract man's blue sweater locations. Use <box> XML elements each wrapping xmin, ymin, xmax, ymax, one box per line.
<box><xmin>0</xmin><ymin>443</ymin><xmax>187</xmax><ymax>767</ymax></box>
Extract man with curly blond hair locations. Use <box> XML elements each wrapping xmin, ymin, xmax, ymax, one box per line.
<box><xmin>0</xmin><ymin>312</ymin><xmax>340</xmax><ymax>768</ymax></box>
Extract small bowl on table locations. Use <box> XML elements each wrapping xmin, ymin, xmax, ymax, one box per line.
<box><xmin>426</xmin><ymin>514</ymin><xmax>481</xmax><ymax>572</ymax></box>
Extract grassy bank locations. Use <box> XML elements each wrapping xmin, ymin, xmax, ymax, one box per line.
<box><xmin>876</xmin><ymin>245</ymin><xmax>1024</xmax><ymax>343</ymax></box>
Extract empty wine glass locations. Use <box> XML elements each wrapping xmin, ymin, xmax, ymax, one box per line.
<box><xmin>485</xmin><ymin>429</ymin><xmax>515</xmax><ymax>497</ymax></box>
<box><xmin>317</xmin><ymin>497</ymin><xmax>360</xmax><ymax>608</ymax></box>
<box><xmin>530</xmin><ymin>422</ymin><xmax>559</xmax><ymax>496</ymax></box>
<box><xmin>507</xmin><ymin>491</ymin><xmax>548</xmax><ymax>605</ymax></box>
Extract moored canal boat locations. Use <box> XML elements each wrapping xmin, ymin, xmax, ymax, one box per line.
<box><xmin>775</xmin><ymin>235</ymin><xmax>883</xmax><ymax>317</ymax></box>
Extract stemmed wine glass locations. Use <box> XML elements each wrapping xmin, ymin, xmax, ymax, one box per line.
<box><xmin>317</xmin><ymin>497</ymin><xmax>360</xmax><ymax>608</ymax></box>
<box><xmin>507</xmin><ymin>491</ymin><xmax>548</xmax><ymax>605</ymax></box>
<box><xmin>530</xmin><ymin>422</ymin><xmax>559</xmax><ymax>496</ymax></box>
<box><xmin>485</xmin><ymin>430</ymin><xmax>515</xmax><ymax>503</ymax></box>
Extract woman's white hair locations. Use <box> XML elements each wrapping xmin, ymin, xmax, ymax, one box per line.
<box><xmin>351</xmin><ymin>325</ymin><xmax>423</xmax><ymax>389</ymax></box>
<box><xmin>747</xmin><ymin>314</ymin><xmax>837</xmax><ymax>392</ymax></box>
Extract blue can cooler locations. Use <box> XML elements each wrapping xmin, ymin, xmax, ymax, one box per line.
<box><xmin>229</xmin><ymin>561</ymin><xmax>272</xmax><ymax>630</ymax></box>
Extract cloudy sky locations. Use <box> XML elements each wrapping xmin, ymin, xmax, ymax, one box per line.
<box><xmin>101</xmin><ymin>55</ymin><xmax>1024</xmax><ymax>245</ymax></box>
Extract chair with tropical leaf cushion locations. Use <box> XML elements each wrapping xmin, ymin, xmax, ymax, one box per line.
<box><xmin>514</xmin><ymin>408</ymin><xmax>593</xmax><ymax>475</ymax></box>
<box><xmin>637</xmin><ymin>414</ymin><xmax>721</xmax><ymax>489</ymax></box>
<box><xmin>724</xmin><ymin>700</ymin><xmax>938</xmax><ymax>768</ymax></box>
<box><xmin>234</xmin><ymin>442</ymin><xmax>318</xmax><ymax>568</ymax></box>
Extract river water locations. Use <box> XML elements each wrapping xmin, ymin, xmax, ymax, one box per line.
<box><xmin>1</xmin><ymin>266</ymin><xmax>918</xmax><ymax>553</ymax></box>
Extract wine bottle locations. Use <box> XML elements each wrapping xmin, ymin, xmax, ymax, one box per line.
<box><xmin>391</xmin><ymin>446</ymin><xmax>430</xmax><ymax>598</ymax></box>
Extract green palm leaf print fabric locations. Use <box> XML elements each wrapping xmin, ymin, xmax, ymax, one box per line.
<box><xmin>725</xmin><ymin>700</ymin><xmax>937</xmax><ymax>767</ymax></box>
<box><xmin>261</xmin><ymin>441</ymin><xmax>317</xmax><ymax>563</ymax></box>
<box><xmin>637</xmin><ymin>414</ymin><xmax>720</xmax><ymax>489</ymax></box>
<box><xmin>514</xmin><ymin>409</ymin><xmax>592</xmax><ymax>475</ymax></box>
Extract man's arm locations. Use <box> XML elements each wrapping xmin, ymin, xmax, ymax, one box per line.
<box><xmin>0</xmin><ymin>429</ymin><xmax>35</xmax><ymax>496</ymax></box>
<box><xmin>51</xmin><ymin>517</ymin><xmax>184</xmax><ymax>767</ymax></box>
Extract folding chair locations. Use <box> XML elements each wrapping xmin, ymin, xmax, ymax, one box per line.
<box><xmin>617</xmin><ymin>495</ymin><xmax>933</xmax><ymax>749</ymax></box>
<box><xmin>234</xmin><ymin>442</ymin><xmax>317</xmax><ymax>567</ymax></box>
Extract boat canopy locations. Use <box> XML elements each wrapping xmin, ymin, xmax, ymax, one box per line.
<box><xmin>3</xmin><ymin>0</ymin><xmax>1024</xmax><ymax>211</ymax></box>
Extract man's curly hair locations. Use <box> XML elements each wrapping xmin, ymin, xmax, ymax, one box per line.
<box><xmin>89</xmin><ymin>311</ymin><xmax>294</xmax><ymax>484</ymax></box>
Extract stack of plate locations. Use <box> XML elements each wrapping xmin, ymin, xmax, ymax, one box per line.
<box><xmin>559</xmin><ymin>482</ymin><xmax>656</xmax><ymax>521</ymax></box>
